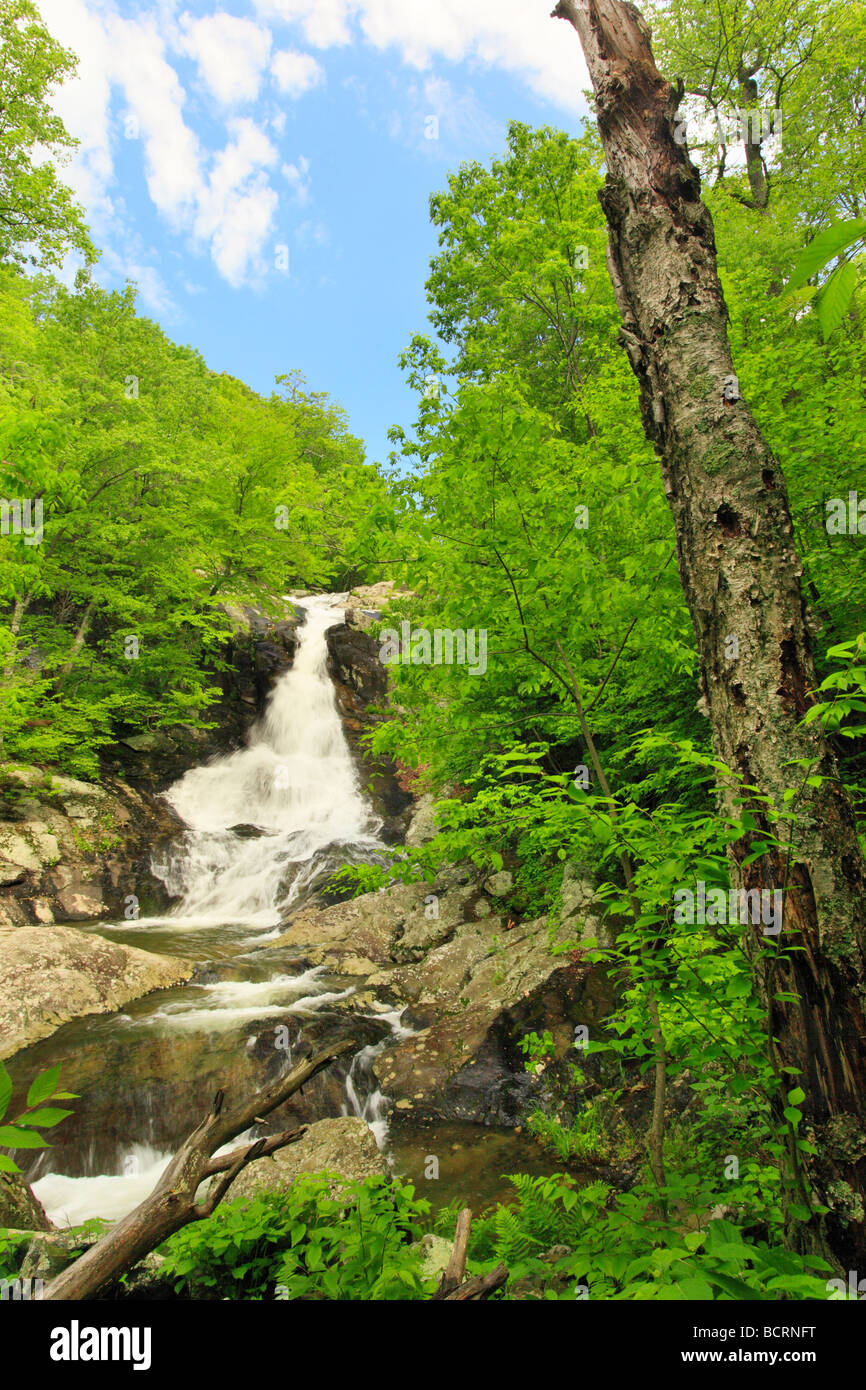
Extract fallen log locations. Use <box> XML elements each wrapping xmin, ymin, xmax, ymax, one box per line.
<box><xmin>433</xmin><ymin>1207</ymin><xmax>508</xmax><ymax>1301</ymax></box>
<box><xmin>43</xmin><ymin>1040</ymin><xmax>356</xmax><ymax>1301</ymax></box>
<box><xmin>442</xmin><ymin>1266</ymin><xmax>509</xmax><ymax>1300</ymax></box>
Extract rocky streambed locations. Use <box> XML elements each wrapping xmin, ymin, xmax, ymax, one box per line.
<box><xmin>0</xmin><ymin>587</ymin><xmax>631</xmax><ymax>1282</ymax></box>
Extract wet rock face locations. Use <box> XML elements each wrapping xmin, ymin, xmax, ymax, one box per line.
<box><xmin>325</xmin><ymin>616</ymin><xmax>413</xmax><ymax>843</ymax></box>
<box><xmin>0</xmin><ymin>603</ymin><xmax>306</xmax><ymax>928</ymax></box>
<box><xmin>0</xmin><ymin>923</ymin><xmax>193</xmax><ymax>1058</ymax></box>
<box><xmin>0</xmin><ymin>769</ymin><xmax>184</xmax><ymax>928</ymax></box>
<box><xmin>269</xmin><ymin>857</ymin><xmax>617</xmax><ymax>1128</ymax></box>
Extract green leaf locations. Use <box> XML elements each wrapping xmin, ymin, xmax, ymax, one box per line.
<box><xmin>21</xmin><ymin>1107</ymin><xmax>73</xmax><ymax>1127</ymax></box>
<box><xmin>784</xmin><ymin>219</ymin><xmax>866</xmax><ymax>294</ymax></box>
<box><xmin>0</xmin><ymin>1062</ymin><xmax>11</xmax><ymax>1122</ymax></box>
<box><xmin>26</xmin><ymin>1065</ymin><xmax>62</xmax><ymax>1109</ymax></box>
<box><xmin>0</xmin><ymin>1152</ymin><xmax>21</xmax><ymax>1173</ymax></box>
<box><xmin>0</xmin><ymin>1125</ymin><xmax>49</xmax><ymax>1148</ymax></box>
<box><xmin>704</xmin><ymin>1271</ymin><xmax>763</xmax><ymax>1300</ymax></box>
<box><xmin>816</xmin><ymin>260</ymin><xmax>859</xmax><ymax>339</ymax></box>
<box><xmin>678</xmin><ymin>1276</ymin><xmax>714</xmax><ymax>1299</ymax></box>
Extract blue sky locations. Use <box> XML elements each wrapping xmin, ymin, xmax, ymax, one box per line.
<box><xmin>37</xmin><ymin>0</ymin><xmax>591</xmax><ymax>470</ymax></box>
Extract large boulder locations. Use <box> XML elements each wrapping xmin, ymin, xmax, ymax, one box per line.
<box><xmin>224</xmin><ymin>1116</ymin><xmax>387</xmax><ymax>1203</ymax></box>
<box><xmin>270</xmin><ymin>865</ymin><xmax>617</xmax><ymax>1128</ymax></box>
<box><xmin>0</xmin><ymin>924</ymin><xmax>193</xmax><ymax>1058</ymax></box>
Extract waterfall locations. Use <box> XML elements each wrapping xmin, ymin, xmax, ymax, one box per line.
<box><xmin>30</xmin><ymin>594</ymin><xmax>405</xmax><ymax>1226</ymax></box>
<box><xmin>150</xmin><ymin>594</ymin><xmax>382</xmax><ymax>928</ymax></box>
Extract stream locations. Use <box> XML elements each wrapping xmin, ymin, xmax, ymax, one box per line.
<box><xmin>14</xmin><ymin>594</ymin><xmax>561</xmax><ymax>1228</ymax></box>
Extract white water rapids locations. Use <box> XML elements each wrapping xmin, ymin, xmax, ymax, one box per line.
<box><xmin>32</xmin><ymin>594</ymin><xmax>410</xmax><ymax>1226</ymax></box>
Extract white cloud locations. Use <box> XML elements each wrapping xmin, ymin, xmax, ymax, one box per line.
<box><xmin>282</xmin><ymin>154</ymin><xmax>311</xmax><ymax>203</ymax></box>
<box><xmin>34</xmin><ymin>0</ymin><xmax>589</xmax><ymax>299</ymax></box>
<box><xmin>253</xmin><ymin>0</ymin><xmax>589</xmax><ymax>113</ymax></box>
<box><xmin>34</xmin><ymin>0</ymin><xmax>117</xmax><ymax>227</ymax></box>
<box><xmin>35</xmin><ymin>2</ymin><xmax>288</xmax><ymax>290</ymax></box>
<box><xmin>295</xmin><ymin>218</ymin><xmax>330</xmax><ymax>247</ymax></box>
<box><xmin>193</xmin><ymin>118</ymin><xmax>281</xmax><ymax>285</ymax></box>
<box><xmin>124</xmin><ymin>263</ymin><xmax>178</xmax><ymax>319</ymax></box>
<box><xmin>179</xmin><ymin>12</ymin><xmax>273</xmax><ymax>107</ymax></box>
<box><xmin>255</xmin><ymin>0</ymin><xmax>354</xmax><ymax>48</ymax></box>
<box><xmin>402</xmin><ymin>76</ymin><xmax>501</xmax><ymax>155</ymax></box>
<box><xmin>107</xmin><ymin>13</ymin><xmax>202</xmax><ymax>228</ymax></box>
<box><xmin>272</xmin><ymin>49</ymin><xmax>325</xmax><ymax>98</ymax></box>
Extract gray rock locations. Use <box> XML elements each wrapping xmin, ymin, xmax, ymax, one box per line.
<box><xmin>0</xmin><ymin>1173</ymin><xmax>53</xmax><ymax>1232</ymax></box>
<box><xmin>411</xmin><ymin>1233</ymin><xmax>453</xmax><ymax>1281</ymax></box>
<box><xmin>0</xmin><ymin>863</ymin><xmax>27</xmax><ymax>886</ymax></box>
<box><xmin>560</xmin><ymin>863</ymin><xmax>613</xmax><ymax>948</ymax></box>
<box><xmin>0</xmin><ymin>923</ymin><xmax>193</xmax><ymax>1058</ymax></box>
<box><xmin>19</xmin><ymin>1229</ymin><xmax>100</xmax><ymax>1283</ymax></box>
<box><xmin>405</xmin><ymin>794</ymin><xmax>438</xmax><ymax>847</ymax></box>
<box><xmin>484</xmin><ymin>870</ymin><xmax>513</xmax><ymax>897</ymax></box>
<box><xmin>223</xmin><ymin>1116</ymin><xmax>387</xmax><ymax>1203</ymax></box>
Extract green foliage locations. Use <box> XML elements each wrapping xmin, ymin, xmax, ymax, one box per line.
<box><xmin>783</xmin><ymin>219</ymin><xmax>866</xmax><ymax>339</ymax></box>
<box><xmin>517</xmin><ymin>1030</ymin><xmax>556</xmax><ymax>1070</ymax></box>
<box><xmin>360</xmin><ymin>102</ymin><xmax>866</xmax><ymax>1269</ymax></box>
<box><xmin>0</xmin><ymin>1229</ymin><xmax>30</xmax><ymax>1281</ymax></box>
<box><xmin>469</xmin><ymin>1173</ymin><xmax>833</xmax><ymax>1300</ymax></box>
<box><xmin>159</xmin><ymin>1175</ymin><xmax>432</xmax><ymax>1301</ymax></box>
<box><xmin>0</xmin><ymin>0</ymin><xmax>96</xmax><ymax>269</ymax></box>
<box><xmin>0</xmin><ymin>1060</ymin><xmax>77</xmax><ymax>1173</ymax></box>
<box><xmin>527</xmin><ymin>1103</ymin><xmax>616</xmax><ymax>1165</ymax></box>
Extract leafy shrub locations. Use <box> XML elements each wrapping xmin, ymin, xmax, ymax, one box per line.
<box><xmin>468</xmin><ymin>1173</ymin><xmax>834</xmax><ymax>1300</ymax></box>
<box><xmin>159</xmin><ymin>1174</ymin><xmax>432</xmax><ymax>1301</ymax></box>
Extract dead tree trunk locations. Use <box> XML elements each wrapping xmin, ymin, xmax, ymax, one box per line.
<box><xmin>551</xmin><ymin>0</ymin><xmax>866</xmax><ymax>1265</ymax></box>
<box><xmin>432</xmin><ymin>1208</ymin><xmax>508</xmax><ymax>1300</ymax></box>
<box><xmin>43</xmin><ymin>1041</ymin><xmax>356</xmax><ymax>1300</ymax></box>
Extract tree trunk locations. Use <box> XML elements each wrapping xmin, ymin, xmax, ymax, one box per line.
<box><xmin>43</xmin><ymin>1041</ymin><xmax>356</xmax><ymax>1300</ymax></box>
<box><xmin>736</xmin><ymin>67</ymin><xmax>769</xmax><ymax>209</ymax></box>
<box><xmin>53</xmin><ymin>598</ymin><xmax>94</xmax><ymax>691</ymax></box>
<box><xmin>552</xmin><ymin>0</ymin><xmax>866</xmax><ymax>1266</ymax></box>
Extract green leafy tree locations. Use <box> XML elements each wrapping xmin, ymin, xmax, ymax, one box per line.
<box><xmin>0</xmin><ymin>0</ymin><xmax>96</xmax><ymax>269</ymax></box>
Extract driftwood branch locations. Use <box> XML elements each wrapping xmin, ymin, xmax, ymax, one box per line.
<box><xmin>435</xmin><ymin>1207</ymin><xmax>472</xmax><ymax>1296</ymax></box>
<box><xmin>441</xmin><ymin>1265</ymin><xmax>509</xmax><ymax>1300</ymax></box>
<box><xmin>433</xmin><ymin>1207</ymin><xmax>508</xmax><ymax>1301</ymax></box>
<box><xmin>43</xmin><ymin>1040</ymin><xmax>356</xmax><ymax>1301</ymax></box>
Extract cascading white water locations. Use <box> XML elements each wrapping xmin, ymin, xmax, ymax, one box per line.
<box><xmin>151</xmin><ymin>594</ymin><xmax>382</xmax><ymax>928</ymax></box>
<box><xmin>343</xmin><ymin>1008</ymin><xmax>416</xmax><ymax>1149</ymax></box>
<box><xmin>31</xmin><ymin>595</ymin><xmax>404</xmax><ymax>1225</ymax></box>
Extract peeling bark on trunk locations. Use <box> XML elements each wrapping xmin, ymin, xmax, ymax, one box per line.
<box><xmin>552</xmin><ymin>0</ymin><xmax>866</xmax><ymax>1265</ymax></box>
